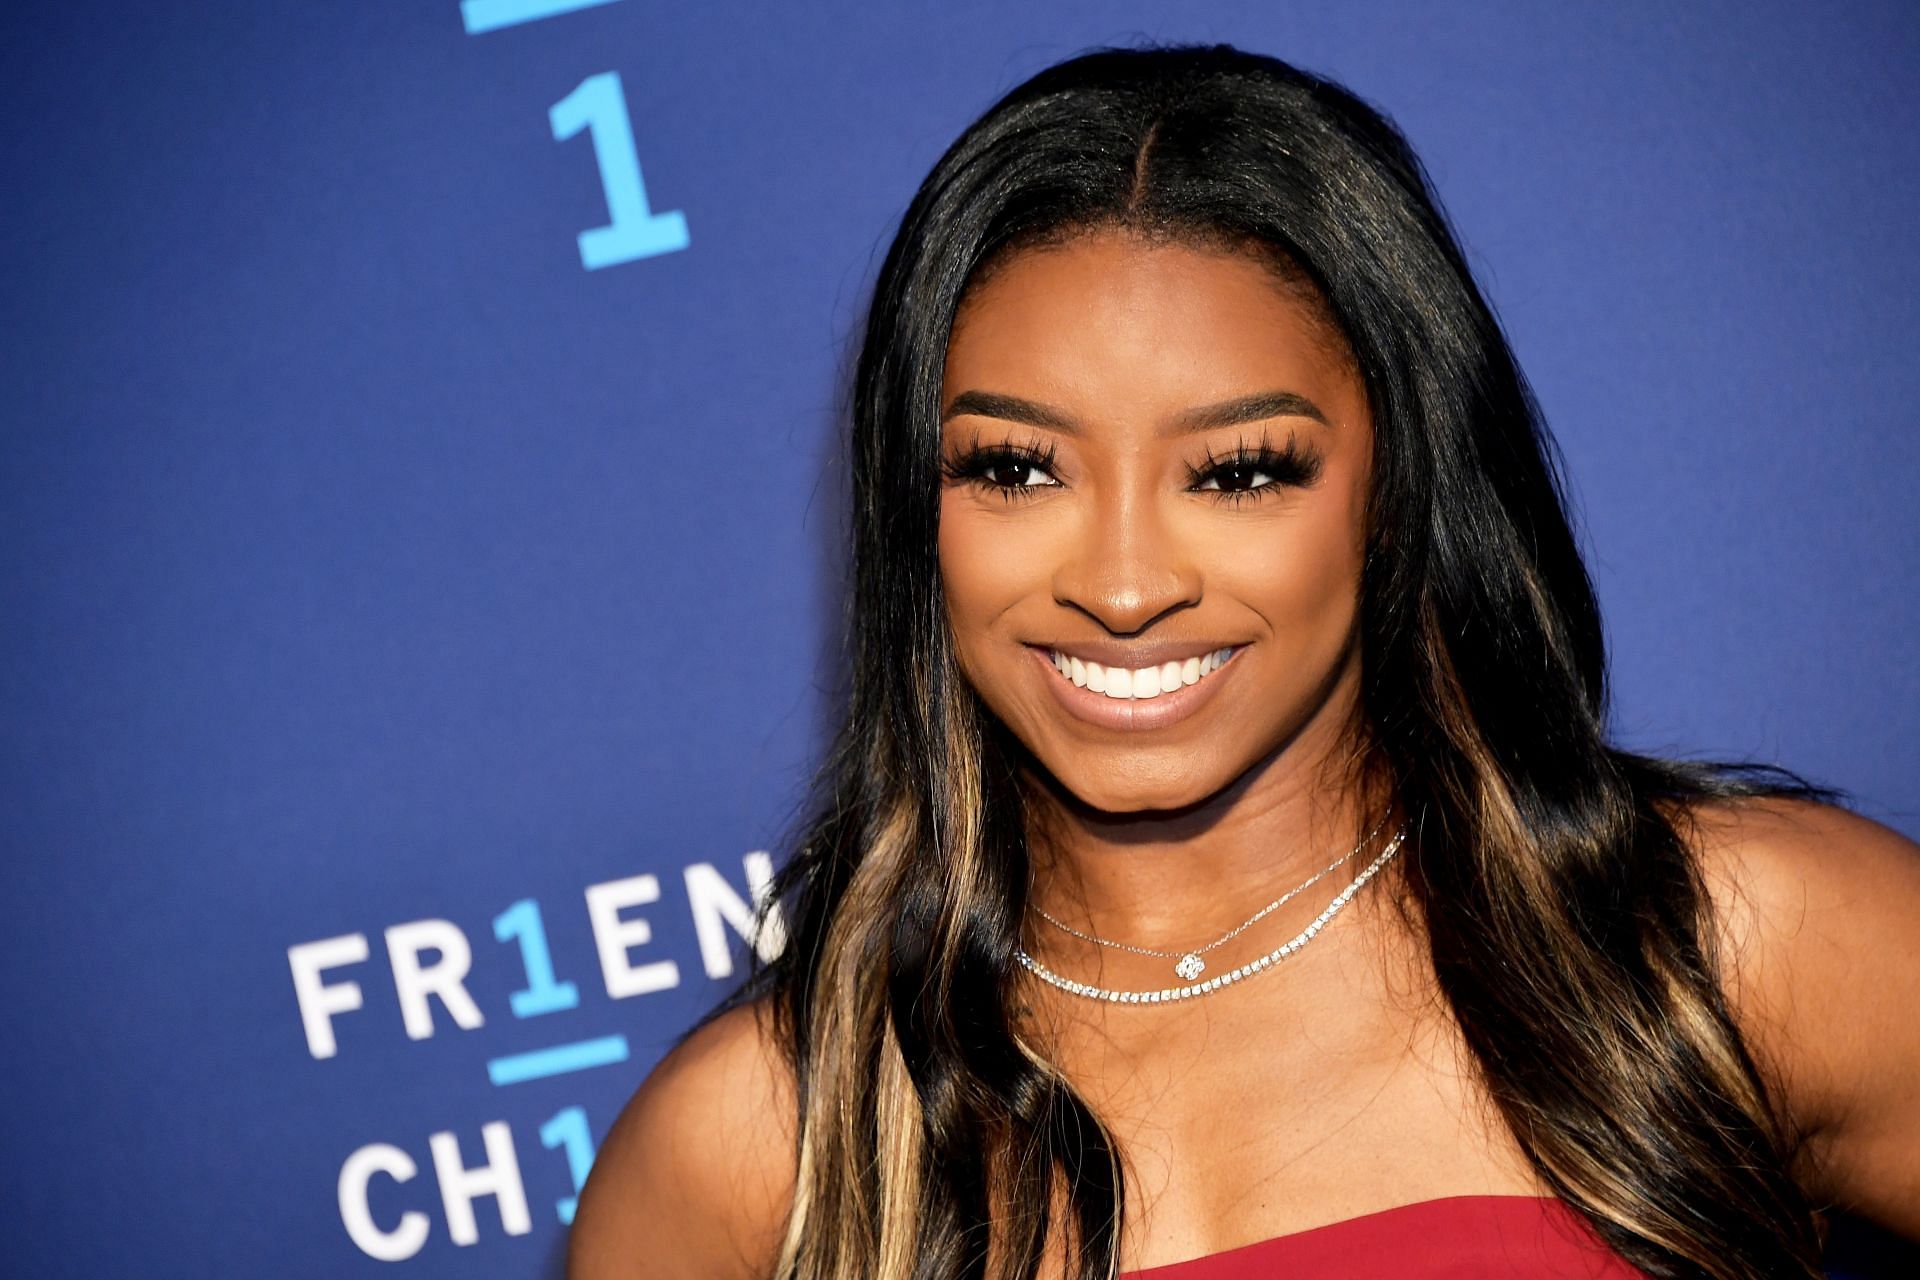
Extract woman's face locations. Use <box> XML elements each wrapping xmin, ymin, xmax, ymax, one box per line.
<box><xmin>937</xmin><ymin>228</ymin><xmax>1374</xmax><ymax>814</ymax></box>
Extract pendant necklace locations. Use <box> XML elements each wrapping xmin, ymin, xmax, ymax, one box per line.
<box><xmin>1030</xmin><ymin>814</ymin><xmax>1388</xmax><ymax>982</ymax></box>
<box><xmin>1017</xmin><ymin>824</ymin><xmax>1405</xmax><ymax>1005</ymax></box>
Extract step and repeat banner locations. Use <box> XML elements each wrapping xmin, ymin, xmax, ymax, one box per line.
<box><xmin>3</xmin><ymin>2</ymin><xmax>1915</xmax><ymax>1277</ymax></box>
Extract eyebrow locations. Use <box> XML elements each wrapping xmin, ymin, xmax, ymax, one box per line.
<box><xmin>940</xmin><ymin>388</ymin><xmax>1330</xmax><ymax>435</ymax></box>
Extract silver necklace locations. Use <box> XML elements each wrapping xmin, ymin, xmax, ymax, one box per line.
<box><xmin>1031</xmin><ymin>814</ymin><xmax>1388</xmax><ymax>981</ymax></box>
<box><xmin>1015</xmin><ymin>827</ymin><xmax>1405</xmax><ymax>1005</ymax></box>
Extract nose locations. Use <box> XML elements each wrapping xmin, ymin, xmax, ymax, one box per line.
<box><xmin>1050</xmin><ymin>484</ymin><xmax>1202</xmax><ymax>635</ymax></box>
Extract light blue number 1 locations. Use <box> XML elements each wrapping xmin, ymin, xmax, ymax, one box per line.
<box><xmin>549</xmin><ymin>70</ymin><xmax>690</xmax><ymax>270</ymax></box>
<box><xmin>493</xmin><ymin>898</ymin><xmax>580</xmax><ymax>1017</ymax></box>
<box><xmin>541</xmin><ymin>1106</ymin><xmax>596</xmax><ymax>1225</ymax></box>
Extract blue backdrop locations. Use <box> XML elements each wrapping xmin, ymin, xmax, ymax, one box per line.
<box><xmin>3</xmin><ymin>2</ymin><xmax>1915</xmax><ymax>1277</ymax></box>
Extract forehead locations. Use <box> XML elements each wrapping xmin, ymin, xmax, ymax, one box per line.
<box><xmin>943</xmin><ymin>229</ymin><xmax>1359</xmax><ymax>416</ymax></box>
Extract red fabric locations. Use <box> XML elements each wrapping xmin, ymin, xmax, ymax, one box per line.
<box><xmin>1119</xmin><ymin>1195</ymin><xmax>1648</xmax><ymax>1278</ymax></box>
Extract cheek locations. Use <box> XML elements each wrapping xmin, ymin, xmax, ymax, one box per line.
<box><xmin>937</xmin><ymin>497</ymin><xmax>1029</xmax><ymax>653</ymax></box>
<box><xmin>1216</xmin><ymin>497</ymin><xmax>1365</xmax><ymax>645</ymax></box>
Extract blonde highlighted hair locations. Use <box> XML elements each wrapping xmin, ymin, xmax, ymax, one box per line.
<box><xmin>705</xmin><ymin>42</ymin><xmax>1829</xmax><ymax>1280</ymax></box>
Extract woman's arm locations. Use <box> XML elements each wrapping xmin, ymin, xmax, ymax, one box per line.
<box><xmin>1696</xmin><ymin>795</ymin><xmax>1920</xmax><ymax>1237</ymax></box>
<box><xmin>568</xmin><ymin>1002</ymin><xmax>797</xmax><ymax>1279</ymax></box>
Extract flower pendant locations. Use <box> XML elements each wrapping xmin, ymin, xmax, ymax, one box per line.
<box><xmin>1174</xmin><ymin>953</ymin><xmax>1206</xmax><ymax>981</ymax></box>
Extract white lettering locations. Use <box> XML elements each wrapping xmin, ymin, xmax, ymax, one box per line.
<box><xmin>684</xmin><ymin>852</ymin><xmax>786</xmax><ymax>979</ymax></box>
<box><xmin>429</xmin><ymin>1121</ymin><xmax>531</xmax><ymax>1246</ymax></box>
<box><xmin>584</xmin><ymin>874</ymin><xmax>680</xmax><ymax>998</ymax></box>
<box><xmin>288</xmin><ymin>933</ymin><xmax>370</xmax><ymax>1060</ymax></box>
<box><xmin>337</xmin><ymin>1142</ymin><xmax>430</xmax><ymax>1261</ymax></box>
<box><xmin>385</xmin><ymin>919</ymin><xmax>485</xmax><ymax>1041</ymax></box>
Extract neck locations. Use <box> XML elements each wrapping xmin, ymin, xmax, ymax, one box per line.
<box><xmin>1022</xmin><ymin>677</ymin><xmax>1390</xmax><ymax>954</ymax></box>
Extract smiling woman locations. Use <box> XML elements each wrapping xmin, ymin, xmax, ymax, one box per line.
<box><xmin>937</xmin><ymin>233</ymin><xmax>1371</xmax><ymax>809</ymax></box>
<box><xmin>566</xmin><ymin>42</ymin><xmax>1920</xmax><ymax>1280</ymax></box>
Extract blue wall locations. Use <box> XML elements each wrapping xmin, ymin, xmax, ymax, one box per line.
<box><xmin>3</xmin><ymin>2</ymin><xmax>1914</xmax><ymax>1276</ymax></box>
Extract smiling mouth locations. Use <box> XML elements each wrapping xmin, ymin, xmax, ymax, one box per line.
<box><xmin>1044</xmin><ymin>647</ymin><xmax>1238</xmax><ymax>701</ymax></box>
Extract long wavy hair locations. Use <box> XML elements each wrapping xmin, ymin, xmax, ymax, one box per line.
<box><xmin>716</xmin><ymin>42</ymin><xmax>1830</xmax><ymax>1280</ymax></box>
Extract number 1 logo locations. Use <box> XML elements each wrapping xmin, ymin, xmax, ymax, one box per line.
<box><xmin>550</xmin><ymin>71</ymin><xmax>690</xmax><ymax>271</ymax></box>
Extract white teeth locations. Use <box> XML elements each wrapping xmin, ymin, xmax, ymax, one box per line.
<box><xmin>1049</xmin><ymin>647</ymin><xmax>1235</xmax><ymax>701</ymax></box>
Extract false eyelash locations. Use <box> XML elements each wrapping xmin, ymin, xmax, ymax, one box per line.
<box><xmin>940</xmin><ymin>437</ymin><xmax>1061</xmax><ymax>500</ymax></box>
<box><xmin>1184</xmin><ymin>430</ymin><xmax>1323</xmax><ymax>505</ymax></box>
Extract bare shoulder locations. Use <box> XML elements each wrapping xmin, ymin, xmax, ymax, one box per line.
<box><xmin>568</xmin><ymin>999</ymin><xmax>798</xmax><ymax>1280</ymax></box>
<box><xmin>1685</xmin><ymin>794</ymin><xmax>1920</xmax><ymax>986</ymax></box>
<box><xmin>1682</xmin><ymin>793</ymin><xmax>1920</xmax><ymax>1230</ymax></box>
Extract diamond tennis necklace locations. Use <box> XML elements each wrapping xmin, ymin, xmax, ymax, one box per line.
<box><xmin>1015</xmin><ymin>827</ymin><xmax>1405</xmax><ymax>1005</ymax></box>
<box><xmin>1031</xmin><ymin>814</ymin><xmax>1389</xmax><ymax>982</ymax></box>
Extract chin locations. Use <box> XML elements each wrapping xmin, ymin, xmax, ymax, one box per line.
<box><xmin>1045</xmin><ymin>756</ymin><xmax>1221</xmax><ymax>816</ymax></box>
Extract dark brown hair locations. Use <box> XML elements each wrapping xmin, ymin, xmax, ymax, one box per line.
<box><xmin>723</xmin><ymin>42</ymin><xmax>1829</xmax><ymax>1280</ymax></box>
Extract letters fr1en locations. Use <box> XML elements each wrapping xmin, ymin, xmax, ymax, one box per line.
<box><xmin>287</xmin><ymin>857</ymin><xmax>784</xmax><ymax>1060</ymax></box>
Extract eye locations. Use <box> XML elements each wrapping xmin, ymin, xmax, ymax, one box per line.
<box><xmin>1194</xmin><ymin>460</ymin><xmax>1283</xmax><ymax>493</ymax></box>
<box><xmin>1186</xmin><ymin>432</ymin><xmax>1322</xmax><ymax>504</ymax></box>
<box><xmin>941</xmin><ymin>441</ymin><xmax>1062</xmax><ymax>501</ymax></box>
<box><xmin>980</xmin><ymin>457</ymin><xmax>1055</xmax><ymax>488</ymax></box>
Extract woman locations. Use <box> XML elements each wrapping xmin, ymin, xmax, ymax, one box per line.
<box><xmin>570</xmin><ymin>44</ymin><xmax>1920</xmax><ymax>1279</ymax></box>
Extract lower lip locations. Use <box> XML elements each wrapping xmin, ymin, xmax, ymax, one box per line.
<box><xmin>1028</xmin><ymin>645</ymin><xmax>1241</xmax><ymax>732</ymax></box>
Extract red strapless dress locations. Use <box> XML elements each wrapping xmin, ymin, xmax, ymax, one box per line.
<box><xmin>1119</xmin><ymin>1196</ymin><xmax>1648</xmax><ymax>1278</ymax></box>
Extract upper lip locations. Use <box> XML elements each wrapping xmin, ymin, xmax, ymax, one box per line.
<box><xmin>1028</xmin><ymin>640</ymin><xmax>1240</xmax><ymax>668</ymax></box>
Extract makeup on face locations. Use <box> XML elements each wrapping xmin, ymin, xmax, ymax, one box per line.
<box><xmin>935</xmin><ymin>228</ymin><xmax>1372</xmax><ymax>813</ymax></box>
